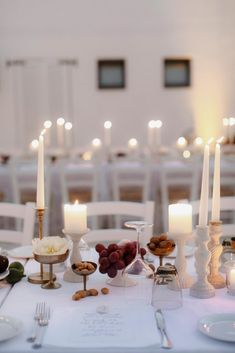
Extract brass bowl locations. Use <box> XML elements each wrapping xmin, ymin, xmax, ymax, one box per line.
<box><xmin>33</xmin><ymin>250</ymin><xmax>69</xmax><ymax>289</ymax></box>
<box><xmin>147</xmin><ymin>243</ymin><xmax>175</xmax><ymax>266</ymax></box>
<box><xmin>72</xmin><ymin>261</ymin><xmax>97</xmax><ymax>276</ymax></box>
<box><xmin>72</xmin><ymin>261</ymin><xmax>97</xmax><ymax>291</ymax></box>
<box><xmin>34</xmin><ymin>250</ymin><xmax>69</xmax><ymax>265</ymax></box>
<box><xmin>147</xmin><ymin>243</ymin><xmax>175</xmax><ymax>257</ymax></box>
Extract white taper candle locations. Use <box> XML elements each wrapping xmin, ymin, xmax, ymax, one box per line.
<box><xmin>199</xmin><ymin>144</ymin><xmax>210</xmax><ymax>227</ymax></box>
<box><xmin>36</xmin><ymin>134</ymin><xmax>45</xmax><ymax>209</ymax></box>
<box><xmin>211</xmin><ymin>143</ymin><xmax>220</xmax><ymax>221</ymax></box>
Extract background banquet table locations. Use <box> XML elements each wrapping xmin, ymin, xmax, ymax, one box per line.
<box><xmin>0</xmin><ymin>251</ymin><xmax>234</xmax><ymax>353</ymax></box>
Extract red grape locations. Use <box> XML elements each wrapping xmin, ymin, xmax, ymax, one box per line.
<box><xmin>99</xmin><ymin>257</ymin><xmax>110</xmax><ymax>269</ymax></box>
<box><xmin>99</xmin><ymin>265</ymin><xmax>107</xmax><ymax>274</ymax></box>
<box><xmin>140</xmin><ymin>248</ymin><xmax>146</xmax><ymax>257</ymax></box>
<box><xmin>100</xmin><ymin>249</ymin><xmax>109</xmax><ymax>257</ymax></box>
<box><xmin>124</xmin><ymin>255</ymin><xmax>134</xmax><ymax>266</ymax></box>
<box><xmin>107</xmin><ymin>266</ymin><xmax>117</xmax><ymax>278</ymax></box>
<box><xmin>109</xmin><ymin>251</ymin><xmax>120</xmax><ymax>263</ymax></box>
<box><xmin>95</xmin><ymin>243</ymin><xmax>106</xmax><ymax>253</ymax></box>
<box><xmin>116</xmin><ymin>260</ymin><xmax>125</xmax><ymax>270</ymax></box>
<box><xmin>108</xmin><ymin>243</ymin><xmax>118</xmax><ymax>253</ymax></box>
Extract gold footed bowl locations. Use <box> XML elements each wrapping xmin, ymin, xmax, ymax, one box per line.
<box><xmin>34</xmin><ymin>250</ymin><xmax>69</xmax><ymax>289</ymax></box>
<box><xmin>72</xmin><ymin>261</ymin><xmax>97</xmax><ymax>291</ymax></box>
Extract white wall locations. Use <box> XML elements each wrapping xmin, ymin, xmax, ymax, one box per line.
<box><xmin>0</xmin><ymin>0</ymin><xmax>235</xmax><ymax>151</ymax></box>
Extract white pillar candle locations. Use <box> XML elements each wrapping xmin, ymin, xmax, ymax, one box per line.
<box><xmin>211</xmin><ymin>143</ymin><xmax>220</xmax><ymax>221</ymax></box>
<box><xmin>36</xmin><ymin>134</ymin><xmax>45</xmax><ymax>209</ymax></box>
<box><xmin>199</xmin><ymin>144</ymin><xmax>210</xmax><ymax>227</ymax></box>
<box><xmin>57</xmin><ymin>117</ymin><xmax>65</xmax><ymax>148</ymax></box>
<box><xmin>104</xmin><ymin>121</ymin><xmax>112</xmax><ymax>148</ymax></box>
<box><xmin>168</xmin><ymin>204</ymin><xmax>192</xmax><ymax>234</ymax></box>
<box><xmin>64</xmin><ymin>201</ymin><xmax>87</xmax><ymax>234</ymax></box>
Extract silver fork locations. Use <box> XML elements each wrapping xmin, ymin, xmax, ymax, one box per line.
<box><xmin>27</xmin><ymin>302</ymin><xmax>45</xmax><ymax>342</ymax></box>
<box><xmin>33</xmin><ymin>306</ymin><xmax>50</xmax><ymax>349</ymax></box>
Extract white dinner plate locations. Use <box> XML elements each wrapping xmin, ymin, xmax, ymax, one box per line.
<box><xmin>0</xmin><ymin>269</ymin><xmax>9</xmax><ymax>280</ymax></box>
<box><xmin>0</xmin><ymin>315</ymin><xmax>23</xmax><ymax>342</ymax></box>
<box><xmin>166</xmin><ymin>245</ymin><xmax>194</xmax><ymax>258</ymax></box>
<box><xmin>198</xmin><ymin>313</ymin><xmax>235</xmax><ymax>342</ymax></box>
<box><xmin>8</xmin><ymin>245</ymin><xmax>33</xmax><ymax>259</ymax></box>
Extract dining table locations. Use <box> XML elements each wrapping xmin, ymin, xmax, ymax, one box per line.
<box><xmin>0</xmin><ymin>247</ymin><xmax>234</xmax><ymax>353</ymax></box>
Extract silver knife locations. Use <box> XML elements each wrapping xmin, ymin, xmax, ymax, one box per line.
<box><xmin>155</xmin><ymin>309</ymin><xmax>173</xmax><ymax>349</ymax></box>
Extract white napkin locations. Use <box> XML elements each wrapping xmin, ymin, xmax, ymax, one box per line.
<box><xmin>44</xmin><ymin>303</ymin><xmax>160</xmax><ymax>349</ymax></box>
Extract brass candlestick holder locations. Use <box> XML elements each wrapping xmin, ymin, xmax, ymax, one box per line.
<box><xmin>208</xmin><ymin>220</ymin><xmax>226</xmax><ymax>289</ymax></box>
<box><xmin>28</xmin><ymin>208</ymin><xmax>56</xmax><ymax>284</ymax></box>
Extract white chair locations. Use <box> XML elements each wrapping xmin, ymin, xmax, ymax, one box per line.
<box><xmin>82</xmin><ymin>201</ymin><xmax>154</xmax><ymax>245</ymax></box>
<box><xmin>110</xmin><ymin>160</ymin><xmax>153</xmax><ymax>228</ymax></box>
<box><xmin>191</xmin><ymin>196</ymin><xmax>235</xmax><ymax>236</ymax></box>
<box><xmin>160</xmin><ymin>158</ymin><xmax>201</xmax><ymax>232</ymax></box>
<box><xmin>0</xmin><ymin>202</ymin><xmax>35</xmax><ymax>246</ymax></box>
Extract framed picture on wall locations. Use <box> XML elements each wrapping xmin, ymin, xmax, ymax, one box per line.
<box><xmin>98</xmin><ymin>60</ymin><xmax>125</xmax><ymax>89</ymax></box>
<box><xmin>164</xmin><ymin>59</ymin><xmax>191</xmax><ymax>87</ymax></box>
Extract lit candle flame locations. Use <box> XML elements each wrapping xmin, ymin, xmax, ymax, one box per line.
<box><xmin>217</xmin><ymin>136</ymin><xmax>224</xmax><ymax>144</ymax></box>
<box><xmin>74</xmin><ymin>200</ymin><xmax>79</xmax><ymax>205</ymax></box>
<box><xmin>207</xmin><ymin>137</ymin><xmax>214</xmax><ymax>145</ymax></box>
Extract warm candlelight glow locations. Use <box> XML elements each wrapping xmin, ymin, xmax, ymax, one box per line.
<box><xmin>92</xmin><ymin>138</ymin><xmax>102</xmax><ymax>147</ymax></box>
<box><xmin>104</xmin><ymin>120</ymin><xmax>112</xmax><ymax>129</ymax></box>
<box><xmin>148</xmin><ymin>120</ymin><xmax>156</xmax><ymax>128</ymax></box>
<box><xmin>183</xmin><ymin>150</ymin><xmax>191</xmax><ymax>159</ymax></box>
<box><xmin>177</xmin><ymin>136</ymin><xmax>187</xmax><ymax>147</ymax></box>
<box><xmin>217</xmin><ymin>136</ymin><xmax>224</xmax><ymax>144</ymax></box>
<box><xmin>155</xmin><ymin>120</ymin><xmax>162</xmax><ymax>128</ymax></box>
<box><xmin>30</xmin><ymin>139</ymin><xmax>39</xmax><ymax>150</ymax></box>
<box><xmin>229</xmin><ymin>117</ymin><xmax>235</xmax><ymax>126</ymax></box>
<box><xmin>82</xmin><ymin>151</ymin><xmax>92</xmax><ymax>161</ymax></box>
<box><xmin>65</xmin><ymin>122</ymin><xmax>73</xmax><ymax>130</ymax></box>
<box><xmin>44</xmin><ymin>120</ymin><xmax>52</xmax><ymax>129</ymax></box>
<box><xmin>128</xmin><ymin>138</ymin><xmax>138</xmax><ymax>147</ymax></box>
<box><xmin>168</xmin><ymin>203</ymin><xmax>192</xmax><ymax>234</ymax></box>
<box><xmin>223</xmin><ymin>118</ymin><xmax>229</xmax><ymax>126</ymax></box>
<box><xmin>207</xmin><ymin>137</ymin><xmax>214</xmax><ymax>145</ymax></box>
<box><xmin>57</xmin><ymin>117</ymin><xmax>65</xmax><ymax>126</ymax></box>
<box><xmin>194</xmin><ymin>137</ymin><xmax>203</xmax><ymax>146</ymax></box>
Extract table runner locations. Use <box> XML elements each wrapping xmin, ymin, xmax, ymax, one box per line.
<box><xmin>0</xmin><ymin>252</ymin><xmax>234</xmax><ymax>353</ymax></box>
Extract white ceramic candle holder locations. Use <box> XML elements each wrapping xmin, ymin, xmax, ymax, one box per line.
<box><xmin>208</xmin><ymin>221</ymin><xmax>226</xmax><ymax>289</ymax></box>
<box><xmin>63</xmin><ymin>229</ymin><xmax>89</xmax><ymax>283</ymax></box>
<box><xmin>190</xmin><ymin>226</ymin><xmax>215</xmax><ymax>299</ymax></box>
<box><xmin>169</xmin><ymin>232</ymin><xmax>193</xmax><ymax>289</ymax></box>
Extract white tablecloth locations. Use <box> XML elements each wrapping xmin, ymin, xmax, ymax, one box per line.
<box><xmin>0</xmin><ymin>251</ymin><xmax>235</xmax><ymax>353</ymax></box>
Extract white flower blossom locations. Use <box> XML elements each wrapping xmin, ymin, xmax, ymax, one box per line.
<box><xmin>33</xmin><ymin>236</ymin><xmax>68</xmax><ymax>255</ymax></box>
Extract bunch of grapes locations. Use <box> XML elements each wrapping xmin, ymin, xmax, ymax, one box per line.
<box><xmin>95</xmin><ymin>242</ymin><xmax>146</xmax><ymax>278</ymax></box>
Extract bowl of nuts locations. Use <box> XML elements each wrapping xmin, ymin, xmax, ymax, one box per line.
<box><xmin>72</xmin><ymin>261</ymin><xmax>97</xmax><ymax>290</ymax></box>
<box><xmin>147</xmin><ymin>234</ymin><xmax>175</xmax><ymax>266</ymax></box>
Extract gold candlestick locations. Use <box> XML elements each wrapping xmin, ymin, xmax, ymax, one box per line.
<box><xmin>208</xmin><ymin>220</ymin><xmax>226</xmax><ymax>289</ymax></box>
<box><xmin>28</xmin><ymin>208</ymin><xmax>56</xmax><ymax>284</ymax></box>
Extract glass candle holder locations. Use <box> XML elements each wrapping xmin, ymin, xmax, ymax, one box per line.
<box><xmin>225</xmin><ymin>260</ymin><xmax>235</xmax><ymax>296</ymax></box>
